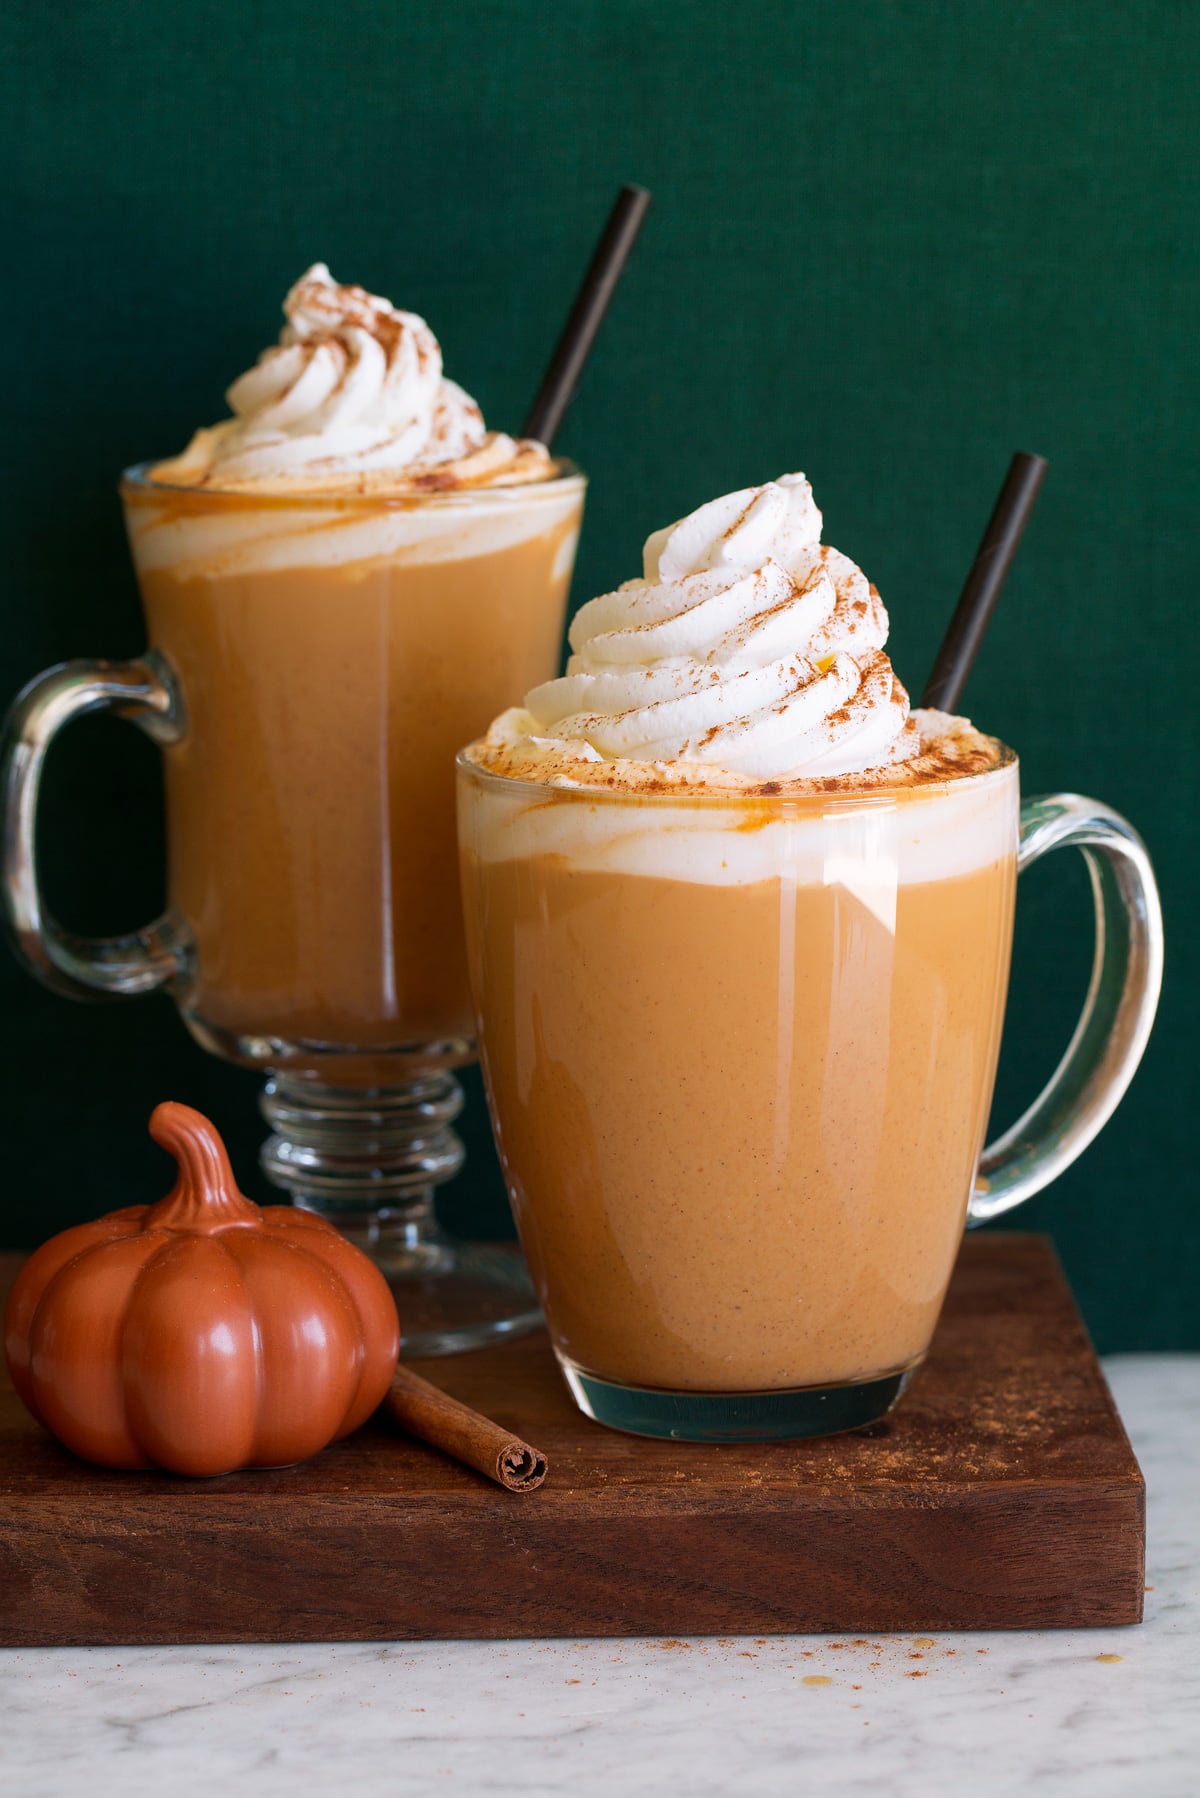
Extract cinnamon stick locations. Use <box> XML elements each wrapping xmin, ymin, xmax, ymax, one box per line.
<box><xmin>384</xmin><ymin>1364</ymin><xmax>548</xmax><ymax>1493</ymax></box>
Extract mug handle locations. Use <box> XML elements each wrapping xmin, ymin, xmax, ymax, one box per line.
<box><xmin>1</xmin><ymin>654</ymin><xmax>192</xmax><ymax>1000</ymax></box>
<box><xmin>969</xmin><ymin>793</ymin><xmax>1163</xmax><ymax>1223</ymax></box>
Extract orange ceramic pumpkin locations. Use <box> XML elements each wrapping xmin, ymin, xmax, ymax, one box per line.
<box><xmin>4</xmin><ymin>1101</ymin><xmax>400</xmax><ymax>1476</ymax></box>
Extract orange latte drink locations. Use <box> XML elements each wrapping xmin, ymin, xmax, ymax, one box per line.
<box><xmin>460</xmin><ymin>767</ymin><xmax>1016</xmax><ymax>1394</ymax></box>
<box><xmin>460</xmin><ymin>471</ymin><xmax>1019</xmax><ymax>1435</ymax></box>
<box><xmin>124</xmin><ymin>264</ymin><xmax>583</xmax><ymax>1071</ymax></box>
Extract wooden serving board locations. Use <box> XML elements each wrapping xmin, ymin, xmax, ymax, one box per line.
<box><xmin>0</xmin><ymin>1234</ymin><xmax>1144</xmax><ymax>1645</ymax></box>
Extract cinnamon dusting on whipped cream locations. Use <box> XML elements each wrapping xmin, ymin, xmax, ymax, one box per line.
<box><xmin>468</xmin><ymin>705</ymin><xmax>1006</xmax><ymax>795</ymax></box>
<box><xmin>151</xmin><ymin>264</ymin><xmax>553</xmax><ymax>495</ymax></box>
<box><xmin>467</xmin><ymin>474</ymin><xmax>1005</xmax><ymax>792</ymax></box>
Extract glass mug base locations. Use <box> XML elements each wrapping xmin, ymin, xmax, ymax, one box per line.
<box><xmin>249</xmin><ymin>1060</ymin><xmax>542</xmax><ymax>1358</ymax></box>
<box><xmin>311</xmin><ymin>1226</ymin><xmax>541</xmax><ymax>1360</ymax></box>
<box><xmin>558</xmin><ymin>1355</ymin><xmax>921</xmax><ymax>1443</ymax></box>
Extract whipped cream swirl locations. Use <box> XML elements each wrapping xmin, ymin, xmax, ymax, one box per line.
<box><xmin>152</xmin><ymin>264</ymin><xmax>548</xmax><ymax>492</ymax></box>
<box><xmin>521</xmin><ymin>475</ymin><xmax>911</xmax><ymax>782</ymax></box>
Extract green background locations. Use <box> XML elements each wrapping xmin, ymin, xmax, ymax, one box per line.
<box><xmin>2</xmin><ymin>1</ymin><xmax>1196</xmax><ymax>1349</ymax></box>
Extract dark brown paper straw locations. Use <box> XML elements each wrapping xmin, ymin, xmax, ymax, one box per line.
<box><xmin>385</xmin><ymin>1364</ymin><xmax>548</xmax><ymax>1493</ymax></box>
<box><xmin>522</xmin><ymin>183</ymin><xmax>652</xmax><ymax>448</ymax></box>
<box><xmin>920</xmin><ymin>451</ymin><xmax>1049</xmax><ymax>714</ymax></box>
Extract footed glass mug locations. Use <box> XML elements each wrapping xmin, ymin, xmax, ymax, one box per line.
<box><xmin>2</xmin><ymin>462</ymin><xmax>585</xmax><ymax>1354</ymax></box>
<box><xmin>457</xmin><ymin>747</ymin><xmax>1162</xmax><ymax>1437</ymax></box>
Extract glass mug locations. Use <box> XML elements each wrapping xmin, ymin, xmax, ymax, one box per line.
<box><xmin>2</xmin><ymin>463</ymin><xmax>586</xmax><ymax>1354</ymax></box>
<box><xmin>457</xmin><ymin>748</ymin><xmax>1162</xmax><ymax>1438</ymax></box>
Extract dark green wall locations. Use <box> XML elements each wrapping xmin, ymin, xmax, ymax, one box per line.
<box><xmin>2</xmin><ymin>1</ymin><xmax>1196</xmax><ymax>1349</ymax></box>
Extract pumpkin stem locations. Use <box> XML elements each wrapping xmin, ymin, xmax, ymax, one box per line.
<box><xmin>144</xmin><ymin>1102</ymin><xmax>261</xmax><ymax>1233</ymax></box>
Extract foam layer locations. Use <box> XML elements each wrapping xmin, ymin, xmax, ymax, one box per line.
<box><xmin>459</xmin><ymin>745</ymin><xmax>1019</xmax><ymax>890</ymax></box>
<box><xmin>122</xmin><ymin>474</ymin><xmax>585</xmax><ymax>580</ymax></box>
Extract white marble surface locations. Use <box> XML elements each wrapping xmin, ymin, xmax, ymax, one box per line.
<box><xmin>2</xmin><ymin>1354</ymin><xmax>1197</xmax><ymax>1798</ymax></box>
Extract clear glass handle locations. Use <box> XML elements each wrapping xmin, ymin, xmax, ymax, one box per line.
<box><xmin>969</xmin><ymin>792</ymin><xmax>1163</xmax><ymax>1223</ymax></box>
<box><xmin>1</xmin><ymin>653</ymin><xmax>192</xmax><ymax>1000</ymax></box>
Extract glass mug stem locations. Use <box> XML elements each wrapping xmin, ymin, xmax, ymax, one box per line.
<box><xmin>258</xmin><ymin>1073</ymin><xmax>539</xmax><ymax>1356</ymax></box>
<box><xmin>970</xmin><ymin>795</ymin><xmax>1163</xmax><ymax>1222</ymax></box>
<box><xmin>1</xmin><ymin>654</ymin><xmax>192</xmax><ymax>999</ymax></box>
